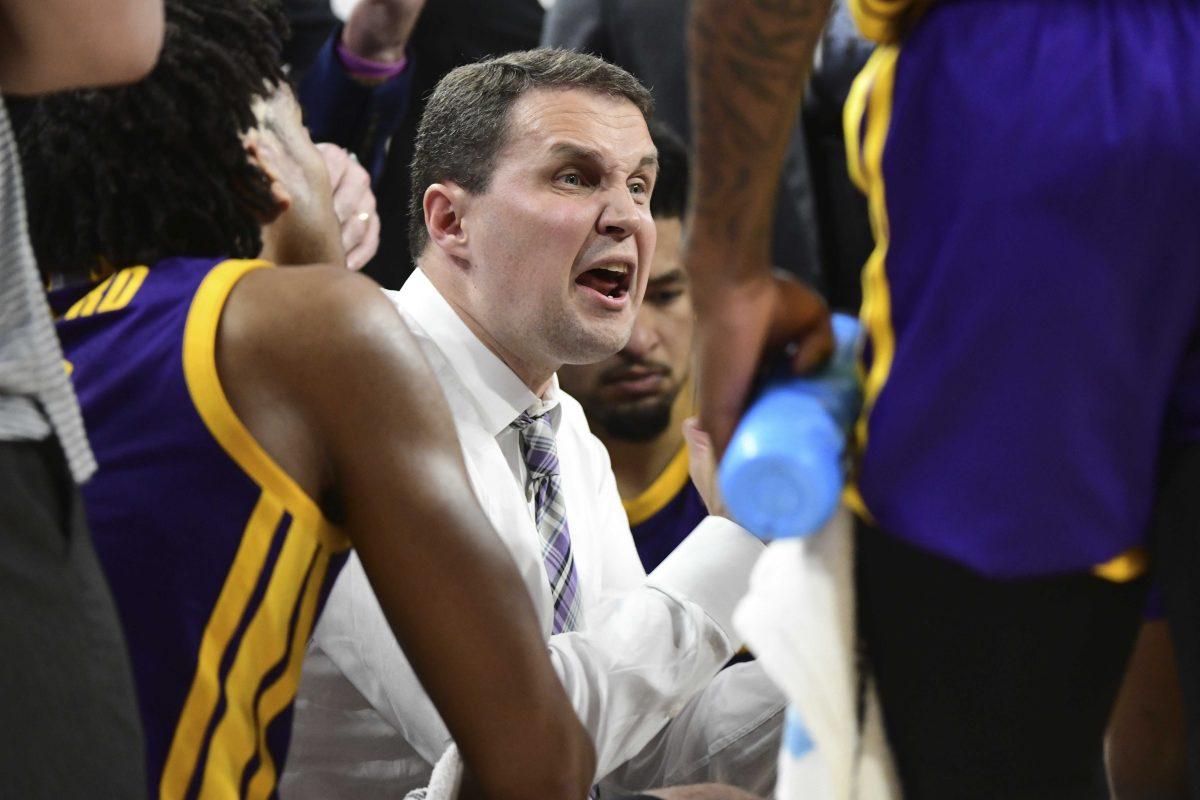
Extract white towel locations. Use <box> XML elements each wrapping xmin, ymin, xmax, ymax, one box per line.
<box><xmin>404</xmin><ymin>744</ymin><xmax>463</xmax><ymax>800</ymax></box>
<box><xmin>733</xmin><ymin>507</ymin><xmax>900</xmax><ymax>800</ymax></box>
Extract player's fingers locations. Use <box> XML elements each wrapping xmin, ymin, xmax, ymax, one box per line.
<box><xmin>788</xmin><ymin>320</ymin><xmax>835</xmax><ymax>375</ymax></box>
<box><xmin>682</xmin><ymin>416</ymin><xmax>721</xmax><ymax>515</ymax></box>
<box><xmin>767</xmin><ymin>273</ymin><xmax>834</xmax><ymax>374</ymax></box>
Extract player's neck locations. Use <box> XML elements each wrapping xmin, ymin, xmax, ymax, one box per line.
<box><xmin>603</xmin><ymin>389</ymin><xmax>692</xmax><ymax>502</ymax></box>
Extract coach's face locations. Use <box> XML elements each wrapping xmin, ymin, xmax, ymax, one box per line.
<box><xmin>458</xmin><ymin>88</ymin><xmax>657</xmax><ymax>386</ymax></box>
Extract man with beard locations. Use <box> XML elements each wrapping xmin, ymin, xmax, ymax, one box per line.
<box><xmin>558</xmin><ymin>123</ymin><xmax>708</xmax><ymax>572</ymax></box>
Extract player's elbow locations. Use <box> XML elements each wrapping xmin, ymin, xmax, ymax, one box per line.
<box><xmin>475</xmin><ymin>713</ymin><xmax>595</xmax><ymax>800</ymax></box>
<box><xmin>0</xmin><ymin>0</ymin><xmax>164</xmax><ymax>94</ymax></box>
<box><xmin>64</xmin><ymin>0</ymin><xmax>165</xmax><ymax>88</ymax></box>
<box><xmin>93</xmin><ymin>4</ymin><xmax>165</xmax><ymax>84</ymax></box>
<box><xmin>532</xmin><ymin>718</ymin><xmax>595</xmax><ymax>799</ymax></box>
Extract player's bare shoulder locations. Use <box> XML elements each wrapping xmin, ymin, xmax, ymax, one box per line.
<box><xmin>215</xmin><ymin>263</ymin><xmax>437</xmax><ymax>498</ymax></box>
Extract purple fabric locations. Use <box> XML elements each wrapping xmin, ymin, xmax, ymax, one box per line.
<box><xmin>855</xmin><ymin>0</ymin><xmax>1200</xmax><ymax>577</ymax></box>
<box><xmin>49</xmin><ymin>258</ymin><xmax>348</xmax><ymax>794</ymax></box>
<box><xmin>631</xmin><ymin>479</ymin><xmax>707</xmax><ymax>573</ymax></box>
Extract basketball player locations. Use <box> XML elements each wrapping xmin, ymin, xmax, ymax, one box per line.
<box><xmin>685</xmin><ymin>0</ymin><xmax>1200</xmax><ymax>796</ymax></box>
<box><xmin>20</xmin><ymin>1</ymin><xmax>593</xmax><ymax>797</ymax></box>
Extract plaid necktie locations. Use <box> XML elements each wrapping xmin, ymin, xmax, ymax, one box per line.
<box><xmin>512</xmin><ymin>409</ymin><xmax>583</xmax><ymax>634</ymax></box>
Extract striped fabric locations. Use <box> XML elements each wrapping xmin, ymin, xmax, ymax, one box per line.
<box><xmin>0</xmin><ymin>99</ymin><xmax>95</xmax><ymax>481</ymax></box>
<box><xmin>512</xmin><ymin>410</ymin><xmax>583</xmax><ymax>634</ymax></box>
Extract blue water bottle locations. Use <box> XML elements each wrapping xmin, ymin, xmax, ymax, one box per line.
<box><xmin>718</xmin><ymin>313</ymin><xmax>863</xmax><ymax>540</ymax></box>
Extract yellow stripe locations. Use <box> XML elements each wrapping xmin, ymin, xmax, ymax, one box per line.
<box><xmin>197</xmin><ymin>522</ymin><xmax>320</xmax><ymax>797</ymax></box>
<box><xmin>843</xmin><ymin>47</ymin><xmax>889</xmax><ymax>194</ymax></box>
<box><xmin>244</xmin><ymin>544</ymin><xmax>334</xmax><ymax>800</ymax></box>
<box><xmin>842</xmin><ymin>48</ymin><xmax>1147</xmax><ymax>575</ymax></box>
<box><xmin>161</xmin><ymin>257</ymin><xmax>349</xmax><ymax>795</ymax></box>
<box><xmin>852</xmin><ymin>47</ymin><xmax>900</xmax><ymax>459</ymax></box>
<box><xmin>849</xmin><ymin>0</ymin><xmax>935</xmax><ymax>44</ymax></box>
<box><xmin>181</xmin><ymin>258</ymin><xmax>347</xmax><ymax>552</ymax></box>
<box><xmin>1092</xmin><ymin>547</ymin><xmax>1149</xmax><ymax>584</ymax></box>
<box><xmin>841</xmin><ymin>46</ymin><xmax>900</xmax><ymax>523</ymax></box>
<box><xmin>158</xmin><ymin>492</ymin><xmax>286</xmax><ymax>799</ymax></box>
<box><xmin>623</xmin><ymin>446</ymin><xmax>692</xmax><ymax>527</ymax></box>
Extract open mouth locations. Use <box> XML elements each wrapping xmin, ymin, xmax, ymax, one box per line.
<box><xmin>575</xmin><ymin>263</ymin><xmax>632</xmax><ymax>301</ymax></box>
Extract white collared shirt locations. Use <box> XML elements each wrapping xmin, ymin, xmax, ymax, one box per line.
<box><xmin>280</xmin><ymin>269</ymin><xmax>768</xmax><ymax>797</ymax></box>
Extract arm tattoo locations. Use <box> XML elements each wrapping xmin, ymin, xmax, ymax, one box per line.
<box><xmin>687</xmin><ymin>0</ymin><xmax>832</xmax><ymax>270</ymax></box>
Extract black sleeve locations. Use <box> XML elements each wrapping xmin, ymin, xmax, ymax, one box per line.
<box><xmin>541</xmin><ymin>0</ymin><xmax>612</xmax><ymax>58</ymax></box>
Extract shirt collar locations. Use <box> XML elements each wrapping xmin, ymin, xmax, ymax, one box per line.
<box><xmin>397</xmin><ymin>268</ymin><xmax>562</xmax><ymax>437</ymax></box>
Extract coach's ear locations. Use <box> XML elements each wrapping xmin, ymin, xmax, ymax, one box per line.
<box><xmin>243</xmin><ymin>126</ymin><xmax>291</xmax><ymax>223</ymax></box>
<box><xmin>423</xmin><ymin>182</ymin><xmax>470</xmax><ymax>261</ymax></box>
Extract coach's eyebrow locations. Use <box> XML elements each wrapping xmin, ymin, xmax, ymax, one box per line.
<box><xmin>548</xmin><ymin>143</ymin><xmax>659</xmax><ymax>174</ymax></box>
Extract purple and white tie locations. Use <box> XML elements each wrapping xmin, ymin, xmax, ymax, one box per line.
<box><xmin>512</xmin><ymin>410</ymin><xmax>583</xmax><ymax>634</ymax></box>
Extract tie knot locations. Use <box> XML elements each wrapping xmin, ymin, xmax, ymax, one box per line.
<box><xmin>512</xmin><ymin>410</ymin><xmax>559</xmax><ymax>480</ymax></box>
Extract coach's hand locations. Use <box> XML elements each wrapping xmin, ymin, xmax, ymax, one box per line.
<box><xmin>318</xmin><ymin>143</ymin><xmax>379</xmax><ymax>271</ymax></box>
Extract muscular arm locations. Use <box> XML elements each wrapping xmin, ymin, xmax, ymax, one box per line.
<box><xmin>0</xmin><ymin>0</ymin><xmax>163</xmax><ymax>94</ymax></box>
<box><xmin>218</xmin><ymin>265</ymin><xmax>594</xmax><ymax>800</ymax></box>
<box><xmin>685</xmin><ymin>0</ymin><xmax>833</xmax><ymax>452</ymax></box>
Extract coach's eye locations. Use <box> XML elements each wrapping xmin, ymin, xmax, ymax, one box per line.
<box><xmin>557</xmin><ymin>172</ymin><xmax>584</xmax><ymax>187</ymax></box>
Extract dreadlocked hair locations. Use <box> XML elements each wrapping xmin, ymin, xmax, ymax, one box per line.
<box><xmin>19</xmin><ymin>0</ymin><xmax>289</xmax><ymax>281</ymax></box>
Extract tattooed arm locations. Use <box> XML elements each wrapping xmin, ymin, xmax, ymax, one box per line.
<box><xmin>685</xmin><ymin>0</ymin><xmax>834</xmax><ymax>453</ymax></box>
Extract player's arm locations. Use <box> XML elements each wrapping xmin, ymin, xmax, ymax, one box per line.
<box><xmin>685</xmin><ymin>0</ymin><xmax>834</xmax><ymax>453</ymax></box>
<box><xmin>218</xmin><ymin>265</ymin><xmax>595</xmax><ymax>800</ymax></box>
<box><xmin>0</xmin><ymin>0</ymin><xmax>164</xmax><ymax>94</ymax></box>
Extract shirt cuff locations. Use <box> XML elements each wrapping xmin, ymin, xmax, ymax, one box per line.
<box><xmin>646</xmin><ymin>516</ymin><xmax>765</xmax><ymax>645</ymax></box>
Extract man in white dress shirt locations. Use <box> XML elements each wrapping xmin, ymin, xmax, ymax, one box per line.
<box><xmin>282</xmin><ymin>48</ymin><xmax>789</xmax><ymax>798</ymax></box>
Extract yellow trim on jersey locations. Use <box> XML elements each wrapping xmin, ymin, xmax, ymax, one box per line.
<box><xmin>842</xmin><ymin>50</ymin><xmax>1148</xmax><ymax>583</ymax></box>
<box><xmin>843</xmin><ymin>46</ymin><xmax>900</xmax><ymax>522</ymax></box>
<box><xmin>159</xmin><ymin>491</ymin><xmax>286</xmax><ymax>798</ymax></box>
<box><xmin>197</xmin><ymin>521</ymin><xmax>322</xmax><ymax>796</ymax></box>
<box><xmin>623</xmin><ymin>446</ymin><xmax>692</xmax><ymax>527</ymax></box>
<box><xmin>244</xmin><ymin>545</ymin><xmax>335</xmax><ymax>799</ymax></box>
<box><xmin>1092</xmin><ymin>547</ymin><xmax>1148</xmax><ymax>584</ymax></box>
<box><xmin>842</xmin><ymin>51</ymin><xmax>882</xmax><ymax>194</ymax></box>
<box><xmin>180</xmin><ymin>258</ymin><xmax>345</xmax><ymax>551</ymax></box>
<box><xmin>849</xmin><ymin>0</ymin><xmax>935</xmax><ymax>44</ymax></box>
<box><xmin>159</xmin><ymin>258</ymin><xmax>350</xmax><ymax>798</ymax></box>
